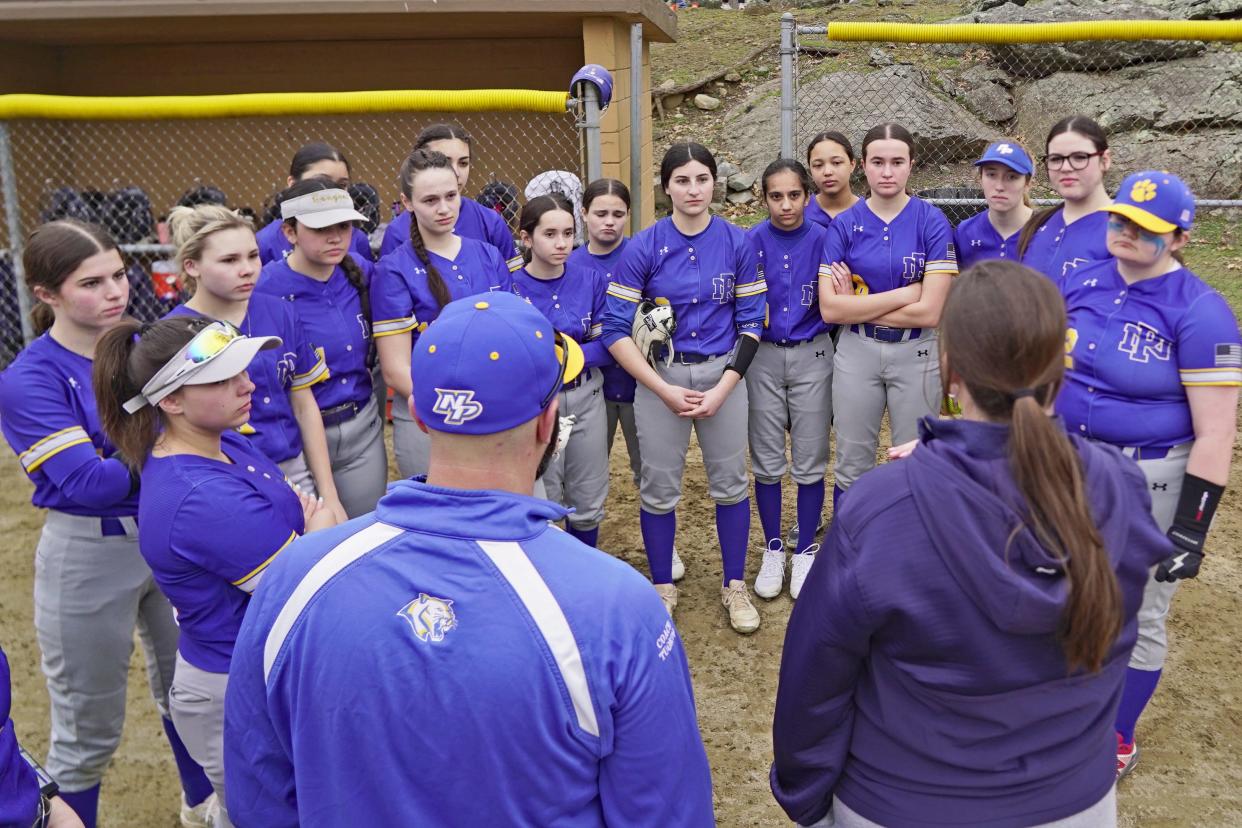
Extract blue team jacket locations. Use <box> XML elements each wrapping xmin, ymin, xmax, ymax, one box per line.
<box><xmin>224</xmin><ymin>480</ymin><xmax>715</xmax><ymax>827</ymax></box>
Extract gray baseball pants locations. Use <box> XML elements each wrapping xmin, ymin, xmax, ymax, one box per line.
<box><xmin>323</xmin><ymin>396</ymin><xmax>388</xmax><ymax>518</ymax></box>
<box><xmin>169</xmin><ymin>655</ymin><xmax>234</xmax><ymax>827</ymax></box>
<box><xmin>748</xmin><ymin>333</ymin><xmax>834</xmax><ymax>485</ymax></box>
<box><xmin>634</xmin><ymin>355</ymin><xmax>749</xmax><ymax>513</ymax></box>
<box><xmin>277</xmin><ymin>451</ymin><xmax>317</xmax><ymax>499</ymax></box>
<box><xmin>542</xmin><ymin>370</ymin><xmax>610</xmax><ymax>530</ymax></box>
<box><xmin>606</xmin><ymin>400</ymin><xmax>642</xmax><ymax>488</ymax></box>
<box><xmin>391</xmin><ymin>394</ymin><xmax>430</xmax><ymax>480</ymax></box>
<box><xmin>815</xmin><ymin>787</ymin><xmax>1115</xmax><ymax>827</ymax></box>
<box><xmin>832</xmin><ymin>328</ymin><xmax>940</xmax><ymax>491</ymax></box>
<box><xmin>1127</xmin><ymin>442</ymin><xmax>1190</xmax><ymax>672</ymax></box>
<box><xmin>33</xmin><ymin>511</ymin><xmax>179</xmax><ymax>791</ymax></box>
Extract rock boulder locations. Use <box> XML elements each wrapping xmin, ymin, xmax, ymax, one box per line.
<box><xmin>954</xmin><ymin>0</ymin><xmax>1204</xmax><ymax>77</ymax></box>
<box><xmin>724</xmin><ymin>65</ymin><xmax>994</xmax><ymax>182</ymax></box>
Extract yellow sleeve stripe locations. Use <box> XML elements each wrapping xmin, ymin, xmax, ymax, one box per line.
<box><xmin>1181</xmin><ymin>367</ymin><xmax>1242</xmax><ymax>386</ymax></box>
<box><xmin>373</xmin><ymin>316</ymin><xmax>418</xmax><ymax>337</ymax></box>
<box><xmin>232</xmin><ymin>530</ymin><xmax>299</xmax><ymax>594</ymax></box>
<box><xmin>735</xmin><ymin>281</ymin><xmax>768</xmax><ymax>297</ymax></box>
<box><xmin>925</xmin><ymin>260</ymin><xmax>959</xmax><ymax>275</ymax></box>
<box><xmin>506</xmin><ymin>255</ymin><xmax>524</xmax><ymax>273</ymax></box>
<box><xmin>19</xmin><ymin>425</ymin><xmax>84</xmax><ymax>456</ymax></box>
<box><xmin>20</xmin><ymin>426</ymin><xmax>93</xmax><ymax>473</ymax></box>
<box><xmin>607</xmin><ymin>285</ymin><xmax>642</xmax><ymax>303</ymax></box>
<box><xmin>817</xmin><ymin>264</ymin><xmax>833</xmax><ymax>277</ymax></box>
<box><xmin>290</xmin><ymin>352</ymin><xmax>330</xmax><ymax>392</ymax></box>
<box><xmin>607</xmin><ymin>282</ymin><xmax>642</xmax><ymax>299</ymax></box>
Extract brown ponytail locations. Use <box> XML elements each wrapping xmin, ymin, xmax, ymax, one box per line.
<box><xmin>398</xmin><ymin>148</ymin><xmax>455</xmax><ymax>310</ymax></box>
<box><xmin>940</xmin><ymin>259</ymin><xmax>1122</xmax><ymax>673</ymax></box>
<box><xmin>93</xmin><ymin>316</ymin><xmax>213</xmax><ymax>470</ymax></box>
<box><xmin>23</xmin><ymin>219</ymin><xmax>120</xmax><ymax>336</ymax></box>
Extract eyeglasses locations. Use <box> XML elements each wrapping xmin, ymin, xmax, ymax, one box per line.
<box><xmin>1042</xmin><ymin>152</ymin><xmax>1103</xmax><ymax>171</ymax></box>
<box><xmin>539</xmin><ymin>331</ymin><xmax>572</xmax><ymax>411</ymax></box>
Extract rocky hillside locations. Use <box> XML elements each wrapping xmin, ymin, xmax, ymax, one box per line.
<box><xmin>650</xmin><ymin>0</ymin><xmax>1242</xmax><ymax>217</ymax></box>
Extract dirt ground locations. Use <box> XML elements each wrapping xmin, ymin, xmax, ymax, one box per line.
<box><xmin>2</xmin><ymin>422</ymin><xmax>1241</xmax><ymax>826</ymax></box>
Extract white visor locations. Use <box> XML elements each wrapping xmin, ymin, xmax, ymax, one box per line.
<box><xmin>123</xmin><ymin>321</ymin><xmax>281</xmax><ymax>414</ymax></box>
<box><xmin>280</xmin><ymin>189</ymin><xmax>366</xmax><ymax>230</ymax></box>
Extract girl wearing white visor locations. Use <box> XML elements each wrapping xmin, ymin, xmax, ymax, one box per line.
<box><xmin>258</xmin><ymin>180</ymin><xmax>387</xmax><ymax>518</ymax></box>
<box><xmin>95</xmin><ymin>316</ymin><xmax>339</xmax><ymax>828</ymax></box>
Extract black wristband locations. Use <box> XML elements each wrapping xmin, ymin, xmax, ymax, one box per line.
<box><xmin>1167</xmin><ymin>473</ymin><xmax>1224</xmax><ymax>555</ymax></box>
<box><xmin>725</xmin><ymin>335</ymin><xmax>760</xmax><ymax>378</ymax></box>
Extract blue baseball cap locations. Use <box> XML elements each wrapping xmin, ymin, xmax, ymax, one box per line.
<box><xmin>1103</xmin><ymin>170</ymin><xmax>1195</xmax><ymax>234</ymax></box>
<box><xmin>571</xmin><ymin>64</ymin><xmax>614</xmax><ymax>112</ymax></box>
<box><xmin>411</xmin><ymin>292</ymin><xmax>584</xmax><ymax>435</ymax></box>
<box><xmin>974</xmin><ymin>141</ymin><xmax>1034</xmax><ymax>177</ymax></box>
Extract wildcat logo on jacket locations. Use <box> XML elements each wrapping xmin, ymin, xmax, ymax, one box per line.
<box><xmin>398</xmin><ymin>593</ymin><xmax>458</xmax><ymax>644</ymax></box>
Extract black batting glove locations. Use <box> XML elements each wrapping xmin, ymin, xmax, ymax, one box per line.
<box><xmin>1155</xmin><ymin>542</ymin><xmax>1204</xmax><ymax>582</ymax></box>
<box><xmin>1155</xmin><ymin>474</ymin><xmax>1223</xmax><ymax>582</ymax></box>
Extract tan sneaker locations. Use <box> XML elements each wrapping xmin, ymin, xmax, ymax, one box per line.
<box><xmin>180</xmin><ymin>793</ymin><xmax>218</xmax><ymax>828</ymax></box>
<box><xmin>721</xmin><ymin>579</ymin><xmax>760</xmax><ymax>634</ymax></box>
<box><xmin>654</xmin><ymin>583</ymin><xmax>679</xmax><ymax>616</ymax></box>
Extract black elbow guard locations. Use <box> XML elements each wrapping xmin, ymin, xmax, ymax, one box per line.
<box><xmin>1167</xmin><ymin>473</ymin><xmax>1224</xmax><ymax>555</ymax></box>
<box><xmin>725</xmin><ymin>335</ymin><xmax>760</xmax><ymax>378</ymax></box>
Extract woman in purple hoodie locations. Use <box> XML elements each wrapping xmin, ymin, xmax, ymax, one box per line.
<box><xmin>770</xmin><ymin>259</ymin><xmax>1170</xmax><ymax>828</ymax></box>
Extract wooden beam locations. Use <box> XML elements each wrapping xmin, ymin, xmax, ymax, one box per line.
<box><xmin>0</xmin><ymin>1</ymin><xmax>677</xmax><ymax>42</ymax></box>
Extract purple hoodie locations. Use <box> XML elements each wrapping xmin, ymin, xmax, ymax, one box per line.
<box><xmin>771</xmin><ymin>417</ymin><xmax>1170</xmax><ymax>827</ymax></box>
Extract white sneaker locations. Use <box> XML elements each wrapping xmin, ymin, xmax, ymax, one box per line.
<box><xmin>786</xmin><ymin>518</ymin><xmax>826</xmax><ymax>552</ymax></box>
<box><xmin>790</xmin><ymin>543</ymin><xmax>818</xmax><ymax>600</ymax></box>
<box><xmin>671</xmin><ymin>547</ymin><xmax>686</xmax><ymax>582</ymax></box>
<box><xmin>754</xmin><ymin>538</ymin><xmax>786</xmax><ymax>599</ymax></box>
<box><xmin>654</xmin><ymin>583</ymin><xmax>679</xmax><ymax>616</ymax></box>
<box><xmin>181</xmin><ymin>793</ymin><xmax>218</xmax><ymax>828</ymax></box>
<box><xmin>722</xmin><ymin>579</ymin><xmax>761</xmax><ymax>633</ymax></box>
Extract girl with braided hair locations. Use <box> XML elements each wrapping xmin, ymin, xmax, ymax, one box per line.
<box><xmin>256</xmin><ymin>178</ymin><xmax>388</xmax><ymax>518</ymax></box>
<box><xmin>372</xmin><ymin>149</ymin><xmax>512</xmax><ymax>478</ymax></box>
<box><xmin>378</xmin><ymin>123</ymin><xmax>522</xmax><ymax>270</ymax></box>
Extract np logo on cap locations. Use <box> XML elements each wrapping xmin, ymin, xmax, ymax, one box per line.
<box><xmin>1104</xmin><ymin>170</ymin><xmax>1196</xmax><ymax>235</ymax></box>
<box><xmin>280</xmin><ymin>188</ymin><xmax>367</xmax><ymax>230</ymax></box>
<box><xmin>411</xmin><ymin>292</ymin><xmax>584</xmax><ymax>435</ymax></box>
<box><xmin>974</xmin><ymin>141</ymin><xmax>1034</xmax><ymax>177</ymax></box>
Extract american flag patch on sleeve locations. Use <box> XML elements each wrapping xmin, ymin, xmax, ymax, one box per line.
<box><xmin>1216</xmin><ymin>343</ymin><xmax>1242</xmax><ymax>367</ymax></box>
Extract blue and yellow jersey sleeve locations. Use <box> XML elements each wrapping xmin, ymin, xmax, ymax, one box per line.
<box><xmin>602</xmin><ymin>230</ymin><xmax>654</xmax><ymax>347</ymax></box>
<box><xmin>732</xmin><ymin>229</ymin><xmax>767</xmax><ymax>335</ymax></box>
<box><xmin>369</xmin><ymin>251</ymin><xmax>419</xmax><ymax>338</ymax></box>
<box><xmin>1177</xmin><ymin>291</ymin><xmax>1242</xmax><ymax>387</ymax></box>
<box><xmin>922</xmin><ymin>203</ymin><xmax>959</xmax><ymax>279</ymax></box>
<box><xmin>285</xmin><ymin>305</ymin><xmax>330</xmax><ymax>392</ymax></box>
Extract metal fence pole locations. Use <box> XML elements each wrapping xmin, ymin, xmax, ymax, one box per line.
<box><xmin>780</xmin><ymin>13</ymin><xmax>797</xmax><ymax>160</ymax></box>
<box><xmin>583</xmin><ymin>83</ymin><xmax>603</xmax><ymax>184</ymax></box>
<box><xmin>0</xmin><ymin>122</ymin><xmax>33</xmax><ymax>345</ymax></box>
<box><xmin>630</xmin><ymin>22</ymin><xmax>644</xmax><ymax>235</ymax></box>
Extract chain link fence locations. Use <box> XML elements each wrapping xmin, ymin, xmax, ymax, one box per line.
<box><xmin>780</xmin><ymin>17</ymin><xmax>1242</xmax><ymax>224</ymax></box>
<box><xmin>0</xmin><ymin>102</ymin><xmax>585</xmax><ymax>367</ymax></box>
